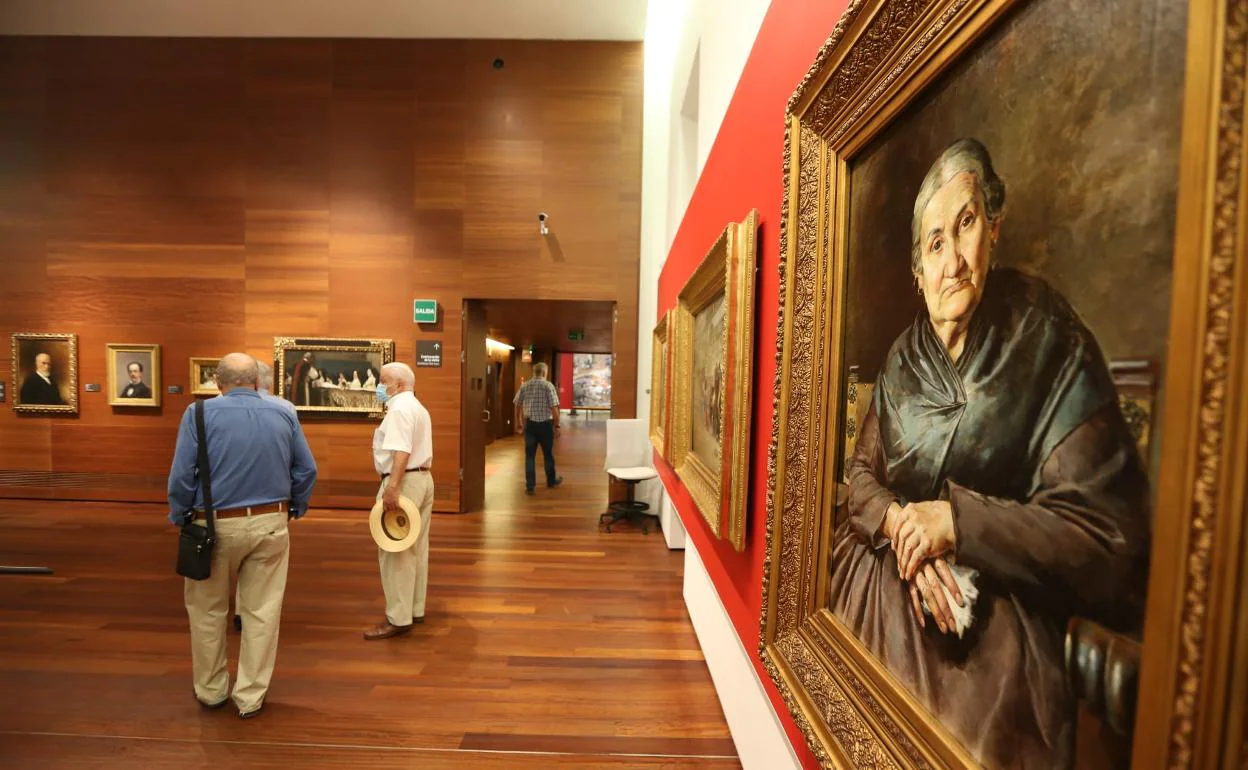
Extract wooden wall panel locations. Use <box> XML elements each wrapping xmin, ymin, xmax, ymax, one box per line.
<box><xmin>0</xmin><ymin>37</ymin><xmax>642</xmax><ymax>511</ymax></box>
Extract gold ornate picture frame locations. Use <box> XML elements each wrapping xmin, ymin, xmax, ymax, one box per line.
<box><xmin>10</xmin><ymin>332</ymin><xmax>78</xmax><ymax>415</ymax></box>
<box><xmin>274</xmin><ymin>337</ymin><xmax>394</xmax><ymax>419</ymax></box>
<box><xmin>188</xmin><ymin>357</ymin><xmax>220</xmax><ymax>397</ymax></box>
<box><xmin>673</xmin><ymin>210</ymin><xmax>758</xmax><ymax>549</ymax></box>
<box><xmin>106</xmin><ymin>343</ymin><xmax>161</xmax><ymax>407</ymax></box>
<box><xmin>649</xmin><ymin>310</ymin><xmax>674</xmax><ymax>459</ymax></box>
<box><xmin>761</xmin><ymin>1</ymin><xmax>1248</xmax><ymax>769</ymax></box>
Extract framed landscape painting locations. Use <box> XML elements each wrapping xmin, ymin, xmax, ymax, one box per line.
<box><xmin>762</xmin><ymin>1</ymin><xmax>1248</xmax><ymax>769</ymax></box>
<box><xmin>673</xmin><ymin>210</ymin><xmax>758</xmax><ymax>550</ymax></box>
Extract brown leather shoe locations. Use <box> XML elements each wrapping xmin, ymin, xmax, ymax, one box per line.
<box><xmin>363</xmin><ymin>620</ymin><xmax>412</xmax><ymax>640</ymax></box>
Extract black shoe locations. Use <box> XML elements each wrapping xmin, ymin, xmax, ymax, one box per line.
<box><xmin>412</xmin><ymin>615</ymin><xmax>425</xmax><ymax>624</ymax></box>
<box><xmin>233</xmin><ymin>614</ymin><xmax>242</xmax><ymax>632</ymax></box>
<box><xmin>195</xmin><ymin>691</ymin><xmax>228</xmax><ymax>710</ymax></box>
<box><xmin>525</xmin><ymin>488</ymin><xmax>535</xmax><ymax>495</ymax></box>
<box><xmin>239</xmin><ymin>704</ymin><xmax>264</xmax><ymax>720</ymax></box>
<box><xmin>547</xmin><ymin>477</ymin><xmax>563</xmax><ymax>488</ymax></box>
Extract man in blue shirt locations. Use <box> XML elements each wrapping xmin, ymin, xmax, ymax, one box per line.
<box><xmin>168</xmin><ymin>353</ymin><xmax>317</xmax><ymax>719</ymax></box>
<box><xmin>231</xmin><ymin>360</ymin><xmax>299</xmax><ymax>633</ymax></box>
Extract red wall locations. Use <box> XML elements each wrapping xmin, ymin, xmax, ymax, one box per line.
<box><xmin>654</xmin><ymin>1</ymin><xmax>850</xmax><ymax>766</ymax></box>
<box><xmin>556</xmin><ymin>351</ymin><xmax>574</xmax><ymax>406</ymax></box>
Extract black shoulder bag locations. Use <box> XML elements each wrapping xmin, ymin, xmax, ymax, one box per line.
<box><xmin>176</xmin><ymin>399</ymin><xmax>216</xmax><ymax>580</ymax></box>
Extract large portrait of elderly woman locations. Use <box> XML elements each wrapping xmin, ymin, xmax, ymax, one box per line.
<box><xmin>753</xmin><ymin>0</ymin><xmax>1248</xmax><ymax>768</ymax></box>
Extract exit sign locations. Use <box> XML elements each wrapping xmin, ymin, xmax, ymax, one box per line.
<box><xmin>413</xmin><ymin>299</ymin><xmax>438</xmax><ymax>323</ymax></box>
<box><xmin>567</xmin><ymin>329</ymin><xmax>584</xmax><ymax>341</ymax></box>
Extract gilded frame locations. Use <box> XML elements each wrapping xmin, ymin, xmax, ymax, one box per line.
<box><xmin>188</xmin><ymin>357</ymin><xmax>221</xmax><ymax>397</ymax></box>
<box><xmin>649</xmin><ymin>310</ymin><xmax>674</xmax><ymax>459</ymax></box>
<box><xmin>760</xmin><ymin>1</ymin><xmax>1248</xmax><ymax>768</ymax></box>
<box><xmin>274</xmin><ymin>336</ymin><xmax>394</xmax><ymax>419</ymax></box>
<box><xmin>106</xmin><ymin>343</ymin><xmax>161</xmax><ymax>407</ymax></box>
<box><xmin>673</xmin><ymin>210</ymin><xmax>759</xmax><ymax>549</ymax></box>
<box><xmin>10</xmin><ymin>332</ymin><xmax>78</xmax><ymax>415</ymax></box>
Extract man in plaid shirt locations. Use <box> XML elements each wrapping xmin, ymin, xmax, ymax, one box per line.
<box><xmin>513</xmin><ymin>362</ymin><xmax>563</xmax><ymax>495</ymax></box>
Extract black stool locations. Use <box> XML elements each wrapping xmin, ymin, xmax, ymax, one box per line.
<box><xmin>599</xmin><ymin>467</ymin><xmax>660</xmax><ymax>533</ymax></box>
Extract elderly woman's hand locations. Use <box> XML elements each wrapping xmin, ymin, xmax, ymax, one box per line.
<box><xmin>895</xmin><ymin>500</ymin><xmax>957</xmax><ymax>580</ymax></box>
<box><xmin>907</xmin><ymin>558</ymin><xmax>965</xmax><ymax>635</ymax></box>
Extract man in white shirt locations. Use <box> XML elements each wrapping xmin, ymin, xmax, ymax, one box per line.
<box><xmin>365</xmin><ymin>362</ymin><xmax>434</xmax><ymax>640</ymax></box>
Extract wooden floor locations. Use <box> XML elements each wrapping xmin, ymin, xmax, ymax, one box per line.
<box><xmin>0</xmin><ymin>419</ymin><xmax>738</xmax><ymax>768</ymax></box>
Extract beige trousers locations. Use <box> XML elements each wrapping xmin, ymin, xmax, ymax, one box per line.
<box><xmin>184</xmin><ymin>511</ymin><xmax>289</xmax><ymax>713</ymax></box>
<box><xmin>377</xmin><ymin>472</ymin><xmax>434</xmax><ymax>626</ymax></box>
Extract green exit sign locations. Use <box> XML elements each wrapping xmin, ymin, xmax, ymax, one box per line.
<box><xmin>567</xmin><ymin>329</ymin><xmax>584</xmax><ymax>341</ymax></box>
<box><xmin>413</xmin><ymin>299</ymin><xmax>438</xmax><ymax>324</ymax></box>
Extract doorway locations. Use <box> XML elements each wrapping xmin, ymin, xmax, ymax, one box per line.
<box><xmin>459</xmin><ymin>298</ymin><xmax>616</xmax><ymax>513</ymax></box>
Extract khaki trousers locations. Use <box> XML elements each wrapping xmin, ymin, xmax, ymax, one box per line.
<box><xmin>184</xmin><ymin>511</ymin><xmax>289</xmax><ymax>713</ymax></box>
<box><xmin>377</xmin><ymin>472</ymin><xmax>434</xmax><ymax>625</ymax></box>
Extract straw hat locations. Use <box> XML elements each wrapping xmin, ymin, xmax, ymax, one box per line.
<box><xmin>368</xmin><ymin>496</ymin><xmax>422</xmax><ymax>552</ymax></box>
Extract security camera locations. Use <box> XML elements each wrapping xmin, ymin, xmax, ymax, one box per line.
<box><xmin>538</xmin><ymin>212</ymin><xmax>548</xmax><ymax>222</ymax></box>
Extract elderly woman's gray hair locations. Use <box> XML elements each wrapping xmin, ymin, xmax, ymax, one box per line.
<box><xmin>910</xmin><ymin>138</ymin><xmax>1006</xmax><ymax>274</ymax></box>
<box><xmin>381</xmin><ymin>362</ymin><xmax>415</xmax><ymax>389</ymax></box>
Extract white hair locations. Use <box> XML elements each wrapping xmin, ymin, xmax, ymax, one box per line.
<box><xmin>382</xmin><ymin>362</ymin><xmax>415</xmax><ymax>389</ymax></box>
<box><xmin>533</xmin><ymin>362</ymin><xmax>549</xmax><ymax>379</ymax></box>
<box><xmin>911</xmin><ymin>138</ymin><xmax>1006</xmax><ymax>273</ymax></box>
<box><xmin>257</xmin><ymin>361</ymin><xmax>274</xmax><ymax>389</ymax></box>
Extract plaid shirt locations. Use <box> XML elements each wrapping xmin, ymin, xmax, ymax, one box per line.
<box><xmin>514</xmin><ymin>377</ymin><xmax>560</xmax><ymax>421</ymax></box>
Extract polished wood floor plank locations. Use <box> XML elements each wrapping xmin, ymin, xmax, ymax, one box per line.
<box><xmin>0</xmin><ymin>735</ymin><xmax>741</xmax><ymax>769</ymax></box>
<box><xmin>0</xmin><ymin>420</ymin><xmax>736</xmax><ymax>768</ymax></box>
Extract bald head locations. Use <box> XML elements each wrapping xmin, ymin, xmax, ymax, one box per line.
<box><xmin>216</xmin><ymin>353</ymin><xmax>259</xmax><ymax>391</ymax></box>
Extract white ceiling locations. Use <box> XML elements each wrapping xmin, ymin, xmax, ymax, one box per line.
<box><xmin>0</xmin><ymin>0</ymin><xmax>648</xmax><ymax>40</ymax></box>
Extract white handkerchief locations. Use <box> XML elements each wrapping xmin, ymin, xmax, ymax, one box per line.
<box><xmin>920</xmin><ymin>563</ymin><xmax>979</xmax><ymax>638</ymax></box>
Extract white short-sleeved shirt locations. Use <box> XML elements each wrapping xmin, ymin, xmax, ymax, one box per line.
<box><xmin>372</xmin><ymin>391</ymin><xmax>433</xmax><ymax>475</ymax></box>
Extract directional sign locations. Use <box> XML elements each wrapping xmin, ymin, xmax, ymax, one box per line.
<box><xmin>416</xmin><ymin>340</ymin><xmax>443</xmax><ymax>368</ymax></box>
<box><xmin>567</xmin><ymin>329</ymin><xmax>584</xmax><ymax>341</ymax></box>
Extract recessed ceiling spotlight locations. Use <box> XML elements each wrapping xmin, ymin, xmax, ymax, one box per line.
<box><xmin>492</xmin><ymin>58</ymin><xmax>505</xmax><ymax>69</ymax></box>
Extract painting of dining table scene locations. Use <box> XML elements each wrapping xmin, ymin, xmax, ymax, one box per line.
<box><xmin>824</xmin><ymin>0</ymin><xmax>1185</xmax><ymax>767</ymax></box>
<box><xmin>690</xmin><ymin>293</ymin><xmax>725</xmax><ymax>471</ymax></box>
<box><xmin>278</xmin><ymin>342</ymin><xmax>388</xmax><ymax>415</ymax></box>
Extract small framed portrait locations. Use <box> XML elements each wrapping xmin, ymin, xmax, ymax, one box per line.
<box><xmin>107</xmin><ymin>344</ymin><xmax>161</xmax><ymax>407</ymax></box>
<box><xmin>11</xmin><ymin>333</ymin><xmax>78</xmax><ymax>414</ymax></box>
<box><xmin>189</xmin><ymin>357</ymin><xmax>220</xmax><ymax>396</ymax></box>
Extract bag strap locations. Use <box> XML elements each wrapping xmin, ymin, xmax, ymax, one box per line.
<box><xmin>194</xmin><ymin>399</ymin><xmax>216</xmax><ymax>541</ymax></box>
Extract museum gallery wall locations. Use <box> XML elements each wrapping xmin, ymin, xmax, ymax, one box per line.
<box><xmin>653</xmin><ymin>0</ymin><xmax>852</xmax><ymax>765</ymax></box>
<box><xmin>0</xmin><ymin>38</ymin><xmax>642</xmax><ymax>512</ymax></box>
<box><xmin>658</xmin><ymin>0</ymin><xmax>1248</xmax><ymax>768</ymax></box>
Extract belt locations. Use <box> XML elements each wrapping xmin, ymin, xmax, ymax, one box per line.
<box><xmin>196</xmin><ymin>501</ymin><xmax>287</xmax><ymax>520</ymax></box>
<box><xmin>380</xmin><ymin>467</ymin><xmax>430</xmax><ymax>480</ymax></box>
